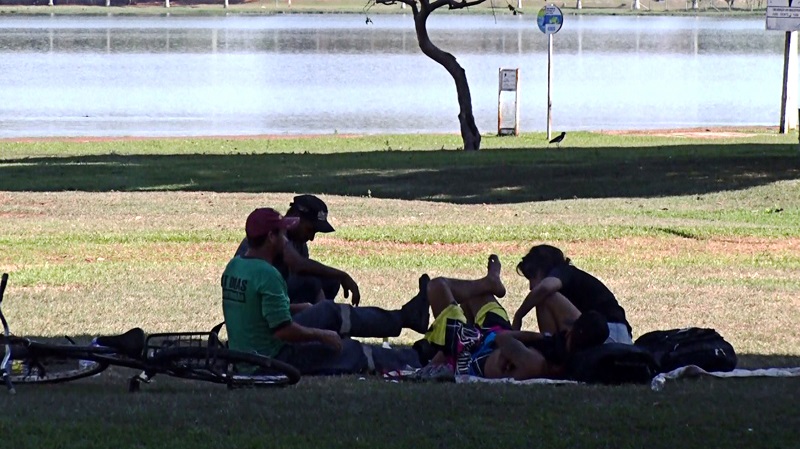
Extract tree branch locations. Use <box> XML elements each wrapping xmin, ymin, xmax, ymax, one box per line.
<box><xmin>375</xmin><ymin>0</ymin><xmax>419</xmax><ymax>14</ymax></box>
<box><xmin>447</xmin><ymin>0</ymin><xmax>487</xmax><ymax>8</ymax></box>
<box><xmin>429</xmin><ymin>0</ymin><xmax>485</xmax><ymax>8</ymax></box>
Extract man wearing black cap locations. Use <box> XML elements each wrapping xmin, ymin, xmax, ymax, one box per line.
<box><xmin>222</xmin><ymin>207</ymin><xmax>429</xmax><ymax>375</ymax></box>
<box><xmin>234</xmin><ymin>194</ymin><xmax>360</xmax><ymax>307</ymax></box>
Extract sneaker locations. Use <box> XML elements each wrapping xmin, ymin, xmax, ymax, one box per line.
<box><xmin>400</xmin><ymin>274</ymin><xmax>431</xmax><ymax>334</ymax></box>
<box><xmin>413</xmin><ymin>363</ymin><xmax>454</xmax><ymax>382</ymax></box>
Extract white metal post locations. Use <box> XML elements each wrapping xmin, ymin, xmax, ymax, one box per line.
<box><xmin>547</xmin><ymin>34</ymin><xmax>553</xmax><ymax>141</ymax></box>
<box><xmin>780</xmin><ymin>31</ymin><xmax>798</xmax><ymax>133</ymax></box>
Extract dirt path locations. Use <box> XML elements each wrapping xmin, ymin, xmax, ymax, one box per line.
<box><xmin>600</xmin><ymin>126</ymin><xmax>780</xmax><ymax>139</ymax></box>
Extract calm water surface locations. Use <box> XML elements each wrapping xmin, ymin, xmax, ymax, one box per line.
<box><xmin>0</xmin><ymin>14</ymin><xmax>789</xmax><ymax>138</ymax></box>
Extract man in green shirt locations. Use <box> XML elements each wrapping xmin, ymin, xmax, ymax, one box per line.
<box><xmin>222</xmin><ymin>207</ymin><xmax>426</xmax><ymax>375</ymax></box>
<box><xmin>233</xmin><ymin>195</ymin><xmax>360</xmax><ymax>306</ymax></box>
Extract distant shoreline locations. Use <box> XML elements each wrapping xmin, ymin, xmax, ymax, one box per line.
<box><xmin>0</xmin><ymin>3</ymin><xmax>769</xmax><ymax>17</ymax></box>
<box><xmin>0</xmin><ymin>126</ymin><xmax>786</xmax><ymax>143</ymax></box>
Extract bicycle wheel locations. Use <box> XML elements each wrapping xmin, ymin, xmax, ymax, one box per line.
<box><xmin>152</xmin><ymin>346</ymin><xmax>300</xmax><ymax>388</ymax></box>
<box><xmin>5</xmin><ymin>344</ymin><xmax>109</xmax><ymax>385</ymax></box>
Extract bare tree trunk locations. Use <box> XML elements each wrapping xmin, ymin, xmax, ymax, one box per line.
<box><xmin>576</xmin><ymin>0</ymin><xmax>582</xmax><ymax>9</ymax></box>
<box><xmin>691</xmin><ymin>0</ymin><xmax>698</xmax><ymax>8</ymax></box>
<box><xmin>414</xmin><ymin>9</ymin><xmax>481</xmax><ymax>151</ymax></box>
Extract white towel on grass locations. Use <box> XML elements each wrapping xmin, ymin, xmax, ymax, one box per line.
<box><xmin>651</xmin><ymin>365</ymin><xmax>800</xmax><ymax>391</ymax></box>
<box><xmin>455</xmin><ymin>375</ymin><xmax>578</xmax><ymax>385</ymax></box>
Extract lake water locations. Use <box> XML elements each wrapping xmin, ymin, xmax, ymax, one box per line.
<box><xmin>0</xmin><ymin>14</ymin><xmax>790</xmax><ymax>138</ymax></box>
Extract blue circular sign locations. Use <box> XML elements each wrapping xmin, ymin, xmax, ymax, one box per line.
<box><xmin>537</xmin><ymin>4</ymin><xmax>564</xmax><ymax>35</ymax></box>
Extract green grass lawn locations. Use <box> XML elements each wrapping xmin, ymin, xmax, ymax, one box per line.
<box><xmin>1</xmin><ymin>131</ymin><xmax>799</xmax><ymax>448</ymax></box>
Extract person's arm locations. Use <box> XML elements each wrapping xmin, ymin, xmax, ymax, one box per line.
<box><xmin>500</xmin><ymin>330</ymin><xmax>546</xmax><ymax>345</ymax></box>
<box><xmin>282</xmin><ymin>243</ymin><xmax>361</xmax><ymax>306</ymax></box>
<box><xmin>494</xmin><ymin>332</ymin><xmax>548</xmax><ymax>380</ymax></box>
<box><xmin>258</xmin><ymin>269</ymin><xmax>342</xmax><ymax>353</ymax></box>
<box><xmin>511</xmin><ymin>276</ymin><xmax>562</xmax><ymax>330</ymax></box>
<box><xmin>273</xmin><ymin>322</ymin><xmax>342</xmax><ymax>352</ymax></box>
<box><xmin>289</xmin><ymin>303</ymin><xmax>313</xmax><ymax>315</ymax></box>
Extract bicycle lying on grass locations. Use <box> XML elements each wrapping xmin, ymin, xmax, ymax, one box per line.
<box><xmin>0</xmin><ymin>273</ymin><xmax>300</xmax><ymax>393</ymax></box>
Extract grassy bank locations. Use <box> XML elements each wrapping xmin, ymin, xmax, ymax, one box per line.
<box><xmin>1</xmin><ymin>131</ymin><xmax>799</xmax><ymax>448</ymax></box>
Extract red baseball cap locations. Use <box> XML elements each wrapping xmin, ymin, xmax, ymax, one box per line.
<box><xmin>245</xmin><ymin>208</ymin><xmax>299</xmax><ymax>240</ymax></box>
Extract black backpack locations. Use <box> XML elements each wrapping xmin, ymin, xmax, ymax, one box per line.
<box><xmin>566</xmin><ymin>343</ymin><xmax>660</xmax><ymax>385</ymax></box>
<box><xmin>634</xmin><ymin>327</ymin><xmax>737</xmax><ymax>374</ymax></box>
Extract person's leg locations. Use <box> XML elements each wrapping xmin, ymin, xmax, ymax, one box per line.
<box><xmin>366</xmin><ymin>345</ymin><xmax>422</xmax><ymax>372</ymax></box>
<box><xmin>275</xmin><ymin>340</ymin><xmax>422</xmax><ymax>376</ymax></box>
<box><xmin>275</xmin><ymin>339</ymin><xmax>367</xmax><ymax>375</ymax></box>
<box><xmin>450</xmin><ymin>255</ymin><xmax>510</xmax><ymax>328</ymax></box>
<box><xmin>292</xmin><ymin>274</ymin><xmax>430</xmax><ymax>337</ymax></box>
<box><xmin>535</xmin><ymin>291</ymin><xmax>581</xmax><ymax>334</ymax></box>
<box><xmin>428</xmin><ymin>254</ymin><xmax>507</xmax><ymax>323</ymax></box>
<box><xmin>473</xmin><ymin>301</ymin><xmax>512</xmax><ymax>330</ymax></box>
<box><xmin>437</xmin><ymin>254</ymin><xmax>507</xmax><ymax>304</ymax></box>
<box><xmin>422</xmin><ymin>276</ymin><xmax>467</xmax><ymax>349</ymax></box>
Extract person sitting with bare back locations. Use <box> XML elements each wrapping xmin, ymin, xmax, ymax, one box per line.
<box><xmin>415</xmin><ymin>255</ymin><xmax>609</xmax><ymax>381</ymax></box>
<box><xmin>512</xmin><ymin>244</ymin><xmax>632</xmax><ymax>344</ymax></box>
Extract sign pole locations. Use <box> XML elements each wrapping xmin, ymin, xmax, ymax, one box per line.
<box><xmin>547</xmin><ymin>33</ymin><xmax>553</xmax><ymax>141</ymax></box>
<box><xmin>538</xmin><ymin>4</ymin><xmax>562</xmax><ymax>142</ymax></box>
<box><xmin>766</xmin><ymin>0</ymin><xmax>800</xmax><ymax>133</ymax></box>
<box><xmin>780</xmin><ymin>31</ymin><xmax>798</xmax><ymax>133</ymax></box>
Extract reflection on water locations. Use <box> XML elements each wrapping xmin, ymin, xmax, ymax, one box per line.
<box><xmin>0</xmin><ymin>15</ymin><xmax>790</xmax><ymax>138</ymax></box>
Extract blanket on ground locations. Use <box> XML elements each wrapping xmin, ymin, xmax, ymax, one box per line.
<box><xmin>650</xmin><ymin>365</ymin><xmax>800</xmax><ymax>391</ymax></box>
<box><xmin>382</xmin><ymin>366</ymin><xmax>800</xmax><ymax>387</ymax></box>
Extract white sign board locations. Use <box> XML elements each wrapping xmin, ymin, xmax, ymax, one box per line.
<box><xmin>767</xmin><ymin>0</ymin><xmax>800</xmax><ymax>31</ymax></box>
<box><xmin>499</xmin><ymin>69</ymin><xmax>518</xmax><ymax>91</ymax></box>
<box><xmin>497</xmin><ymin>68</ymin><xmax>520</xmax><ymax>136</ymax></box>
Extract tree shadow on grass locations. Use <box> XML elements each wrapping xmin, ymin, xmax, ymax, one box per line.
<box><xmin>1</xmin><ymin>144</ymin><xmax>798</xmax><ymax>204</ymax></box>
<box><xmin>10</xmin><ymin>334</ymin><xmax>800</xmax><ymax>371</ymax></box>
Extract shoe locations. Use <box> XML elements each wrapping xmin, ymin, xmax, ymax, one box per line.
<box><xmin>400</xmin><ymin>274</ymin><xmax>431</xmax><ymax>334</ymax></box>
<box><xmin>413</xmin><ymin>363</ymin><xmax>454</xmax><ymax>382</ymax></box>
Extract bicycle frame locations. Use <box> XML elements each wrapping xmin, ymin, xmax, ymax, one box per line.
<box><xmin>106</xmin><ymin>327</ymin><xmax>239</xmax><ymax>392</ymax></box>
<box><xmin>1</xmin><ymin>273</ymin><xmax>14</xmax><ymax>393</ymax></box>
<box><xmin>0</xmin><ymin>274</ymin><xmax>296</xmax><ymax>392</ymax></box>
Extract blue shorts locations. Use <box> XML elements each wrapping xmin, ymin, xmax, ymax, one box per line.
<box><xmin>605</xmin><ymin>322</ymin><xmax>633</xmax><ymax>344</ymax></box>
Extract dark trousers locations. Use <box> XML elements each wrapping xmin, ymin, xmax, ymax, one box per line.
<box><xmin>277</xmin><ymin>301</ymin><xmax>422</xmax><ymax>375</ymax></box>
<box><xmin>275</xmin><ymin>339</ymin><xmax>422</xmax><ymax>376</ymax></box>
<box><xmin>293</xmin><ymin>300</ymin><xmax>403</xmax><ymax>338</ymax></box>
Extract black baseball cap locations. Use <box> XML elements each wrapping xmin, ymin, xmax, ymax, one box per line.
<box><xmin>289</xmin><ymin>195</ymin><xmax>335</xmax><ymax>233</ymax></box>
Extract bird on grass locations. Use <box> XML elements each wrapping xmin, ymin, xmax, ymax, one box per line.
<box><xmin>549</xmin><ymin>131</ymin><xmax>566</xmax><ymax>148</ymax></box>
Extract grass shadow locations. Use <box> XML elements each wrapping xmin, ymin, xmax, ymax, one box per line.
<box><xmin>1</xmin><ymin>144</ymin><xmax>798</xmax><ymax>204</ymax></box>
<box><xmin>10</xmin><ymin>334</ymin><xmax>800</xmax><ymax>371</ymax></box>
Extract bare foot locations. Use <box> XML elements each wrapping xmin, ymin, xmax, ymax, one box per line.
<box><xmin>486</xmin><ymin>254</ymin><xmax>507</xmax><ymax>298</ymax></box>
